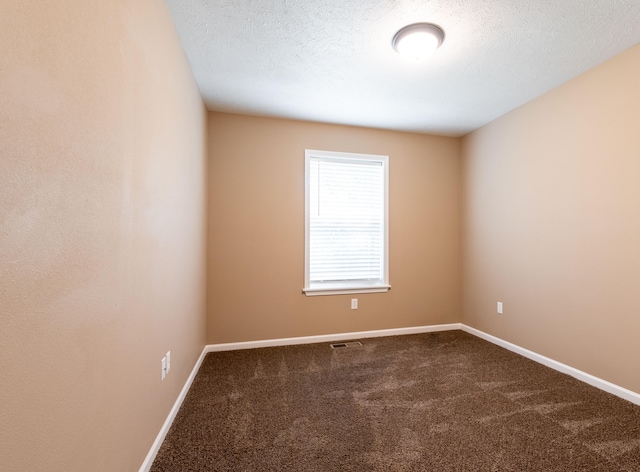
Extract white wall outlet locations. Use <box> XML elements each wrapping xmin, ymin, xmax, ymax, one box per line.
<box><xmin>161</xmin><ymin>356</ymin><xmax>167</xmax><ymax>381</ymax></box>
<box><xmin>166</xmin><ymin>351</ymin><xmax>171</xmax><ymax>373</ymax></box>
<box><xmin>497</xmin><ymin>301</ymin><xmax>503</xmax><ymax>315</ymax></box>
<box><xmin>351</xmin><ymin>298</ymin><xmax>358</xmax><ymax>310</ymax></box>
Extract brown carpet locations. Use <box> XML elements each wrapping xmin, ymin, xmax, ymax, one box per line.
<box><xmin>150</xmin><ymin>330</ymin><xmax>640</xmax><ymax>471</ymax></box>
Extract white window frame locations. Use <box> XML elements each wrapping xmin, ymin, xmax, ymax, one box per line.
<box><xmin>304</xmin><ymin>149</ymin><xmax>390</xmax><ymax>296</ymax></box>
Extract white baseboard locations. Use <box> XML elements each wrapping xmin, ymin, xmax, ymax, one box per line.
<box><xmin>138</xmin><ymin>323</ymin><xmax>459</xmax><ymax>471</ymax></box>
<box><xmin>205</xmin><ymin>323</ymin><xmax>463</xmax><ymax>353</ymax></box>
<box><xmin>461</xmin><ymin>324</ymin><xmax>640</xmax><ymax>406</ymax></box>
<box><xmin>138</xmin><ymin>346</ymin><xmax>208</xmax><ymax>472</ymax></box>
<box><xmin>139</xmin><ymin>322</ymin><xmax>640</xmax><ymax>471</ymax></box>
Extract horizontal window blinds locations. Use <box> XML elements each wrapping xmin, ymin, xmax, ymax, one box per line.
<box><xmin>308</xmin><ymin>156</ymin><xmax>384</xmax><ymax>284</ymax></box>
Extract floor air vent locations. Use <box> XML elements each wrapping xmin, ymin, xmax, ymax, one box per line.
<box><xmin>330</xmin><ymin>341</ymin><xmax>363</xmax><ymax>349</ymax></box>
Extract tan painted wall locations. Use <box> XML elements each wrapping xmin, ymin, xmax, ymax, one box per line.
<box><xmin>0</xmin><ymin>1</ymin><xmax>207</xmax><ymax>471</ymax></box>
<box><xmin>208</xmin><ymin>112</ymin><xmax>461</xmax><ymax>343</ymax></box>
<box><xmin>462</xmin><ymin>44</ymin><xmax>640</xmax><ymax>393</ymax></box>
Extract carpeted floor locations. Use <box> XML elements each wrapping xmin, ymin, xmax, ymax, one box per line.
<box><xmin>150</xmin><ymin>330</ymin><xmax>640</xmax><ymax>471</ymax></box>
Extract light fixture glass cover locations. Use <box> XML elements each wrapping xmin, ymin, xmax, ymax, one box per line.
<box><xmin>392</xmin><ymin>23</ymin><xmax>445</xmax><ymax>61</ymax></box>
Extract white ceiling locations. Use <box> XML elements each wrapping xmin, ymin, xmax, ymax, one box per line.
<box><xmin>164</xmin><ymin>0</ymin><xmax>640</xmax><ymax>136</ymax></box>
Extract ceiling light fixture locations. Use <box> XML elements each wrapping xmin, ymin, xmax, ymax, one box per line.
<box><xmin>392</xmin><ymin>23</ymin><xmax>445</xmax><ymax>61</ymax></box>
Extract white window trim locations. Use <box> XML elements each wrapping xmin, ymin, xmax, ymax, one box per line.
<box><xmin>303</xmin><ymin>149</ymin><xmax>390</xmax><ymax>297</ymax></box>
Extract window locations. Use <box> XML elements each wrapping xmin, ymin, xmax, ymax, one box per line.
<box><xmin>304</xmin><ymin>149</ymin><xmax>390</xmax><ymax>296</ymax></box>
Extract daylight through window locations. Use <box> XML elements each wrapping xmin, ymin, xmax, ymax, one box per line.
<box><xmin>304</xmin><ymin>149</ymin><xmax>390</xmax><ymax>296</ymax></box>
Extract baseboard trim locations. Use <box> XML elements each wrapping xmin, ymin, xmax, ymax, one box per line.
<box><xmin>205</xmin><ymin>323</ymin><xmax>463</xmax><ymax>353</ymax></box>
<box><xmin>138</xmin><ymin>323</ymin><xmax>458</xmax><ymax>470</ymax></box>
<box><xmin>140</xmin><ymin>322</ymin><xmax>640</xmax><ymax>470</ymax></box>
<box><xmin>461</xmin><ymin>324</ymin><xmax>640</xmax><ymax>406</ymax></box>
<box><xmin>138</xmin><ymin>346</ymin><xmax>209</xmax><ymax>472</ymax></box>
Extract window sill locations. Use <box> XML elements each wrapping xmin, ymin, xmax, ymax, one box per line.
<box><xmin>303</xmin><ymin>285</ymin><xmax>391</xmax><ymax>297</ymax></box>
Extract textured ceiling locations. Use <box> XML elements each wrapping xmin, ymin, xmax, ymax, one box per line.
<box><xmin>164</xmin><ymin>0</ymin><xmax>640</xmax><ymax>136</ymax></box>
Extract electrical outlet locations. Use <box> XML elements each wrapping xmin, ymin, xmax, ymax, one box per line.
<box><xmin>161</xmin><ymin>356</ymin><xmax>167</xmax><ymax>381</ymax></box>
<box><xmin>351</xmin><ymin>298</ymin><xmax>358</xmax><ymax>310</ymax></box>
<box><xmin>166</xmin><ymin>351</ymin><xmax>171</xmax><ymax>373</ymax></box>
<box><xmin>497</xmin><ymin>301</ymin><xmax>503</xmax><ymax>315</ymax></box>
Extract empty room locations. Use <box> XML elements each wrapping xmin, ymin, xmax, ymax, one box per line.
<box><xmin>2</xmin><ymin>0</ymin><xmax>640</xmax><ymax>471</ymax></box>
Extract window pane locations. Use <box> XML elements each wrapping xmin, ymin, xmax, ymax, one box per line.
<box><xmin>308</xmin><ymin>155</ymin><xmax>385</xmax><ymax>284</ymax></box>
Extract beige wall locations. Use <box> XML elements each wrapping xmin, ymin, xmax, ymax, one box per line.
<box><xmin>208</xmin><ymin>113</ymin><xmax>461</xmax><ymax>343</ymax></box>
<box><xmin>0</xmin><ymin>1</ymin><xmax>207</xmax><ymax>471</ymax></box>
<box><xmin>462</xmin><ymin>44</ymin><xmax>640</xmax><ymax>393</ymax></box>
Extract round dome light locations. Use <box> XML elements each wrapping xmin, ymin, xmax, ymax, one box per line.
<box><xmin>392</xmin><ymin>23</ymin><xmax>445</xmax><ymax>61</ymax></box>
